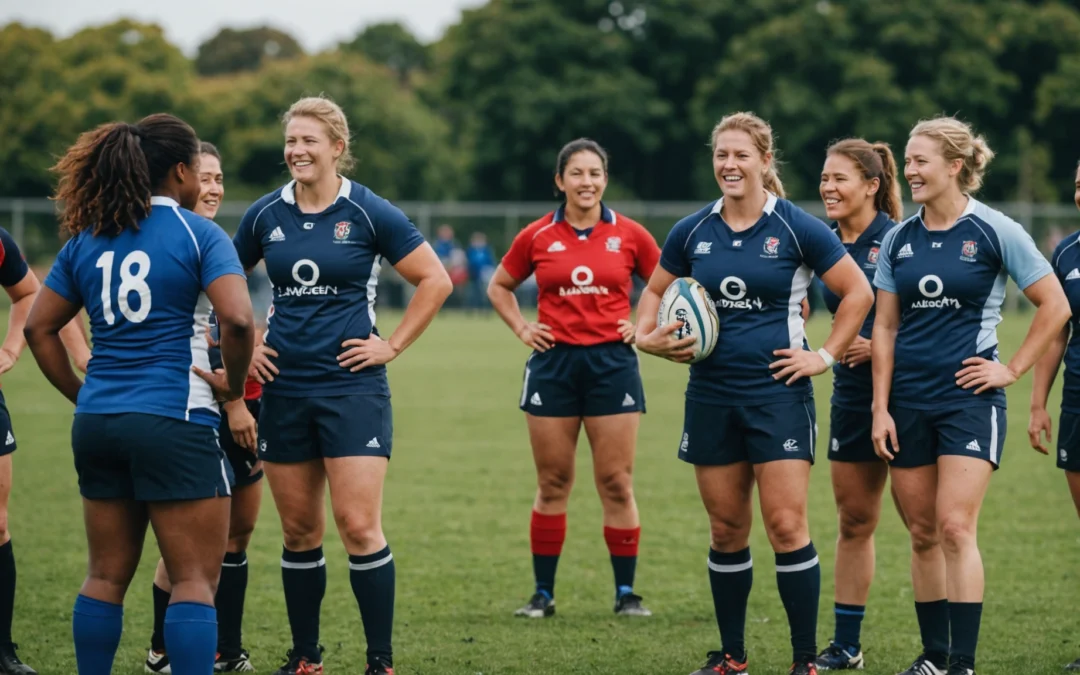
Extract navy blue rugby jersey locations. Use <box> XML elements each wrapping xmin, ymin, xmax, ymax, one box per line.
<box><xmin>660</xmin><ymin>193</ymin><xmax>847</xmax><ymax>405</ymax></box>
<box><xmin>821</xmin><ymin>211</ymin><xmax>897</xmax><ymax>411</ymax></box>
<box><xmin>43</xmin><ymin>196</ymin><xmax>245</xmax><ymax>427</ymax></box>
<box><xmin>1051</xmin><ymin>232</ymin><xmax>1080</xmax><ymax>414</ymax></box>
<box><xmin>233</xmin><ymin>178</ymin><xmax>425</xmax><ymax>397</ymax></box>
<box><xmin>874</xmin><ymin>198</ymin><xmax>1052</xmax><ymax>410</ymax></box>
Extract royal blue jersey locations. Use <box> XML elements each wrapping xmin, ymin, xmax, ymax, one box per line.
<box><xmin>821</xmin><ymin>211</ymin><xmax>897</xmax><ymax>411</ymax></box>
<box><xmin>43</xmin><ymin>197</ymin><xmax>245</xmax><ymax>427</ymax></box>
<box><xmin>233</xmin><ymin>178</ymin><xmax>425</xmax><ymax>397</ymax></box>
<box><xmin>660</xmin><ymin>193</ymin><xmax>847</xmax><ymax>405</ymax></box>
<box><xmin>1051</xmin><ymin>232</ymin><xmax>1080</xmax><ymax>414</ymax></box>
<box><xmin>874</xmin><ymin>198</ymin><xmax>1052</xmax><ymax>410</ymax></box>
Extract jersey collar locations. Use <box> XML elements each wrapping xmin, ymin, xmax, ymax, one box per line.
<box><xmin>150</xmin><ymin>196</ymin><xmax>179</xmax><ymax>207</ymax></box>
<box><xmin>280</xmin><ymin>175</ymin><xmax>351</xmax><ymax>206</ymax></box>
<box><xmin>711</xmin><ymin>191</ymin><xmax>778</xmax><ymax>217</ymax></box>
<box><xmin>551</xmin><ymin>202</ymin><xmax>617</xmax><ymax>226</ymax></box>
<box><xmin>832</xmin><ymin>210</ymin><xmax>893</xmax><ymax>246</ymax></box>
<box><xmin>914</xmin><ymin>196</ymin><xmax>979</xmax><ymax>228</ymax></box>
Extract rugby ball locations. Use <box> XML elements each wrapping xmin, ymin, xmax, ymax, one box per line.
<box><xmin>657</xmin><ymin>278</ymin><xmax>719</xmax><ymax>364</ymax></box>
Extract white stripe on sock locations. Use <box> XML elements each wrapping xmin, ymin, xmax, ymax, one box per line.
<box><xmin>775</xmin><ymin>555</ymin><xmax>819</xmax><ymax>573</ymax></box>
<box><xmin>280</xmin><ymin>557</ymin><xmax>326</xmax><ymax>570</ymax></box>
<box><xmin>221</xmin><ymin>559</ymin><xmax>248</xmax><ymax>568</ymax></box>
<box><xmin>707</xmin><ymin>557</ymin><xmax>753</xmax><ymax>573</ymax></box>
<box><xmin>349</xmin><ymin>552</ymin><xmax>394</xmax><ymax>571</ymax></box>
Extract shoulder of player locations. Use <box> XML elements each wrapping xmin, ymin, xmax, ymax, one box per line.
<box><xmin>964</xmin><ymin>199</ymin><xmax>1030</xmax><ymax>256</ymax></box>
<box><xmin>242</xmin><ymin>185</ymin><xmax>291</xmax><ymax>233</ymax></box>
<box><xmin>516</xmin><ymin>213</ymin><xmax>559</xmax><ymax>241</ymax></box>
<box><xmin>670</xmin><ymin>201</ymin><xmax>718</xmax><ymax>235</ymax></box>
<box><xmin>881</xmin><ymin>216</ymin><xmax>917</xmax><ymax>255</ymax></box>
<box><xmin>1052</xmin><ymin>231</ymin><xmax>1080</xmax><ymax>268</ymax></box>
<box><xmin>609</xmin><ymin>213</ymin><xmax>655</xmax><ymax>242</ymax></box>
<box><xmin>338</xmin><ymin>180</ymin><xmax>410</xmax><ymax>232</ymax></box>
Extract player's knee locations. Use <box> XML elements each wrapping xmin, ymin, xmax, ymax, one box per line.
<box><xmin>764</xmin><ymin>509</ymin><xmax>807</xmax><ymax>551</ymax></box>
<box><xmin>838</xmin><ymin>505</ymin><xmax>878</xmax><ymax>542</ymax></box>
<box><xmin>227</xmin><ymin>529</ymin><xmax>254</xmax><ymax>554</ymax></box>
<box><xmin>536</xmin><ymin>470</ymin><xmax>573</xmax><ymax>504</ymax></box>
<box><xmin>709</xmin><ymin>516</ymin><xmax>751</xmax><ymax>550</ymax></box>
<box><xmin>170</xmin><ymin>578</ymin><xmax>218</xmax><ymax>605</ymax></box>
<box><xmin>337</xmin><ymin>512</ymin><xmax>382</xmax><ymax>552</ymax></box>
<box><xmin>937</xmin><ymin>514</ymin><xmax>976</xmax><ymax>554</ymax></box>
<box><xmin>906</xmin><ymin>518</ymin><xmax>939</xmax><ymax>554</ymax></box>
<box><xmin>281</xmin><ymin>518</ymin><xmax>324</xmax><ymax>551</ymax></box>
<box><xmin>596</xmin><ymin>470</ymin><xmax>633</xmax><ymax>506</ymax></box>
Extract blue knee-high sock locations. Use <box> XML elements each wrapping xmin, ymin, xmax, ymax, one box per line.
<box><xmin>72</xmin><ymin>594</ymin><xmax>123</xmax><ymax>675</ymax></box>
<box><xmin>349</xmin><ymin>546</ymin><xmax>395</xmax><ymax>667</ymax></box>
<box><xmin>833</xmin><ymin>602</ymin><xmax>866</xmax><ymax>651</ymax></box>
<box><xmin>164</xmin><ymin>602</ymin><xmax>217</xmax><ymax>674</ymax></box>
<box><xmin>708</xmin><ymin>547</ymin><xmax>753</xmax><ymax>663</ymax></box>
<box><xmin>775</xmin><ymin>543</ymin><xmax>821</xmax><ymax>664</ymax></box>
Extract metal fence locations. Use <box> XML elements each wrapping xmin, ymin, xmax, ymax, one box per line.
<box><xmin>3</xmin><ymin>197</ymin><xmax>1077</xmax><ymax>311</ymax></box>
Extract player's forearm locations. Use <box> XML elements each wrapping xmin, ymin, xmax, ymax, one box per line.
<box><xmin>1008</xmin><ymin>295</ymin><xmax>1072</xmax><ymax>380</ymax></box>
<box><xmin>218</xmin><ymin>318</ymin><xmax>255</xmax><ymax>398</ymax></box>
<box><xmin>488</xmin><ymin>283</ymin><xmax>529</xmax><ymax>336</ymax></box>
<box><xmin>870</xmin><ymin>324</ymin><xmax>896</xmax><ymax>412</ymax></box>
<box><xmin>1</xmin><ymin>294</ymin><xmax>34</xmax><ymax>359</ymax></box>
<box><xmin>1030</xmin><ymin>329</ymin><xmax>1066</xmax><ymax>410</ymax></box>
<box><xmin>387</xmin><ymin>272</ymin><xmax>452</xmax><ymax>355</ymax></box>
<box><xmin>58</xmin><ymin>315</ymin><xmax>90</xmax><ymax>371</ymax></box>
<box><xmin>634</xmin><ymin>288</ymin><xmax>661</xmax><ymax>339</ymax></box>
<box><xmin>24</xmin><ymin>330</ymin><xmax>81</xmax><ymax>403</ymax></box>
<box><xmin>821</xmin><ymin>291</ymin><xmax>873</xmax><ymax>361</ymax></box>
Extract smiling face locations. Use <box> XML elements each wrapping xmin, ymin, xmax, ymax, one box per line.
<box><xmin>195</xmin><ymin>153</ymin><xmax>223</xmax><ymax>219</ymax></box>
<box><xmin>904</xmin><ymin>134</ymin><xmax>962</xmax><ymax>205</ymax></box>
<box><xmin>554</xmin><ymin>150</ymin><xmax>607</xmax><ymax>213</ymax></box>
<box><xmin>820</xmin><ymin>152</ymin><xmax>878</xmax><ymax>222</ymax></box>
<box><xmin>713</xmin><ymin>129</ymin><xmax>767</xmax><ymax>199</ymax></box>
<box><xmin>284</xmin><ymin>115</ymin><xmax>343</xmax><ymax>186</ymax></box>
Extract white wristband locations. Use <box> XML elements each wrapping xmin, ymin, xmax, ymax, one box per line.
<box><xmin>817</xmin><ymin>347</ymin><xmax>836</xmax><ymax>368</ymax></box>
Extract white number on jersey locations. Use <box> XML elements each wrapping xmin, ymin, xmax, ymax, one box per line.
<box><xmin>95</xmin><ymin>250</ymin><xmax>152</xmax><ymax>324</ymax></box>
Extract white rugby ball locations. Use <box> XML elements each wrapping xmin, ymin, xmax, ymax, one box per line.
<box><xmin>657</xmin><ymin>277</ymin><xmax>719</xmax><ymax>364</ymax></box>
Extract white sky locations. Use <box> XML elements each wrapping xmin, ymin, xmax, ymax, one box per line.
<box><xmin>0</xmin><ymin>0</ymin><xmax>488</xmax><ymax>52</ymax></box>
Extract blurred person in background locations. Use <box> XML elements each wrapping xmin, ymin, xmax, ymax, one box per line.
<box><xmin>466</xmin><ymin>231</ymin><xmax>495</xmax><ymax>313</ymax></box>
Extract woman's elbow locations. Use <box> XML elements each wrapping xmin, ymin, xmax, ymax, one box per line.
<box><xmin>425</xmin><ymin>266</ymin><xmax>453</xmax><ymax>302</ymax></box>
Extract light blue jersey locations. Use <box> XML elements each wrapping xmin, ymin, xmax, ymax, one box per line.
<box><xmin>874</xmin><ymin>198</ymin><xmax>1052</xmax><ymax>409</ymax></box>
<box><xmin>44</xmin><ymin>196</ymin><xmax>245</xmax><ymax>427</ymax></box>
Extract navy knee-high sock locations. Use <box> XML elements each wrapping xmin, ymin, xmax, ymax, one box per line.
<box><xmin>350</xmin><ymin>546</ymin><xmax>396</xmax><ymax>668</ymax></box>
<box><xmin>775</xmin><ymin>543</ymin><xmax>821</xmax><ymax>664</ymax></box>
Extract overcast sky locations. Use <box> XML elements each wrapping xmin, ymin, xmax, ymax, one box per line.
<box><xmin>1</xmin><ymin>0</ymin><xmax>488</xmax><ymax>53</ymax></box>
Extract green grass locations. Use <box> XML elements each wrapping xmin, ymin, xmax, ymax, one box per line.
<box><xmin>4</xmin><ymin>310</ymin><xmax>1079</xmax><ymax>673</ymax></box>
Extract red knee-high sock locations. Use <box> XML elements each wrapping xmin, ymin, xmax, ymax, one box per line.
<box><xmin>530</xmin><ymin>511</ymin><xmax>566</xmax><ymax>596</ymax></box>
<box><xmin>604</xmin><ymin>526</ymin><xmax>640</xmax><ymax>593</ymax></box>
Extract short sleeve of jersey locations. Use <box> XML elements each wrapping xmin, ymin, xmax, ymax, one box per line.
<box><xmin>632</xmin><ymin>222</ymin><xmax>661</xmax><ymax>279</ymax></box>
<box><xmin>1053</xmin><ymin>236</ymin><xmax>1075</xmax><ymax>282</ymax></box>
<box><xmin>0</xmin><ymin>229</ymin><xmax>28</xmax><ymax>288</ymax></box>
<box><xmin>501</xmin><ymin>226</ymin><xmax>536</xmax><ymax>282</ymax></box>
<box><xmin>233</xmin><ymin>202</ymin><xmax>266</xmax><ymax>269</ymax></box>
<box><xmin>369</xmin><ymin>199</ymin><xmax>425</xmax><ymax>266</ymax></box>
<box><xmin>873</xmin><ymin>226</ymin><xmax>900</xmax><ymax>294</ymax></box>
<box><xmin>198</xmin><ymin>221</ymin><xmax>246</xmax><ymax>289</ymax></box>
<box><xmin>659</xmin><ymin>215</ymin><xmax>695</xmax><ymax>278</ymax></box>
<box><xmin>792</xmin><ymin>212</ymin><xmax>846</xmax><ymax>277</ymax></box>
<box><xmin>43</xmin><ymin>237</ymin><xmax>82</xmax><ymax>305</ymax></box>
<box><xmin>994</xmin><ymin>216</ymin><xmax>1053</xmax><ymax>290</ymax></box>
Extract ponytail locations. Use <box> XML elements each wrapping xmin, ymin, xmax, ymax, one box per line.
<box><xmin>52</xmin><ymin>113</ymin><xmax>199</xmax><ymax>237</ymax></box>
<box><xmin>762</xmin><ymin>166</ymin><xmax>786</xmax><ymax>199</ymax></box>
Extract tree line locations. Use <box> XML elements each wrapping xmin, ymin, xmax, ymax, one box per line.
<box><xmin>3</xmin><ymin>0</ymin><xmax>1080</xmax><ymax>204</ymax></box>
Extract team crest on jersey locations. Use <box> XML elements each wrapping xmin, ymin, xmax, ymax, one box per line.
<box><xmin>334</xmin><ymin>222</ymin><xmax>352</xmax><ymax>240</ymax></box>
<box><xmin>763</xmin><ymin>236</ymin><xmax>780</xmax><ymax>257</ymax></box>
<box><xmin>961</xmin><ymin>240</ymin><xmax>977</xmax><ymax>261</ymax></box>
<box><xmin>606</xmin><ymin>236</ymin><xmax>621</xmax><ymax>252</ymax></box>
<box><xmin>868</xmin><ymin>247</ymin><xmax>880</xmax><ymax>264</ymax></box>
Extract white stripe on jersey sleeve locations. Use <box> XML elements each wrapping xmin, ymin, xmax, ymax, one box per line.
<box><xmin>173</xmin><ymin>207</ymin><xmax>201</xmax><ymax>261</ymax></box>
<box><xmin>971</xmin><ymin>200</ymin><xmax>1053</xmax><ymax>290</ymax></box>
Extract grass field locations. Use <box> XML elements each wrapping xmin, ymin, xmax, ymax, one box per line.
<box><xmin>4</xmin><ymin>309</ymin><xmax>1079</xmax><ymax>674</ymax></box>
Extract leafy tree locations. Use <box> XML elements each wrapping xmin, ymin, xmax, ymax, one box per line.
<box><xmin>342</xmin><ymin>22</ymin><xmax>430</xmax><ymax>83</ymax></box>
<box><xmin>195</xmin><ymin>26</ymin><xmax>303</xmax><ymax>76</ymax></box>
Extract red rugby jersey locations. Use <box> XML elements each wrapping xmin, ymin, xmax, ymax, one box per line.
<box><xmin>501</xmin><ymin>204</ymin><xmax>660</xmax><ymax>346</ymax></box>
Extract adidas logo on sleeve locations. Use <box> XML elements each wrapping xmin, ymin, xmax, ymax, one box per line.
<box><xmin>1066</xmin><ymin>268</ymin><xmax>1080</xmax><ymax>281</ymax></box>
<box><xmin>268</xmin><ymin>226</ymin><xmax>286</xmax><ymax>242</ymax></box>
